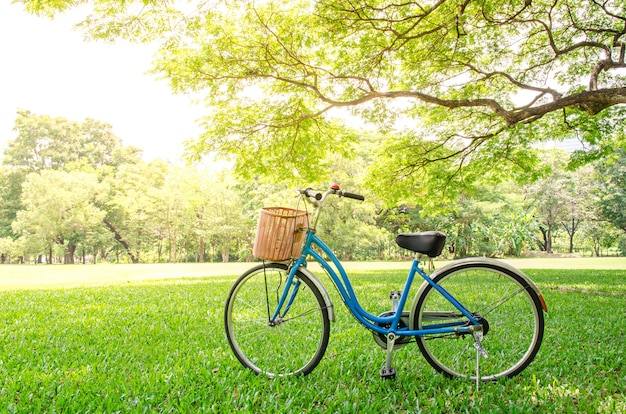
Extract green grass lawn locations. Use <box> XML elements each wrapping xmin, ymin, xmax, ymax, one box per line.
<box><xmin>0</xmin><ymin>259</ymin><xmax>624</xmax><ymax>413</ymax></box>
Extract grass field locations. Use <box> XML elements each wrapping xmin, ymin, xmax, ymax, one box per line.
<box><xmin>0</xmin><ymin>258</ymin><xmax>624</xmax><ymax>412</ymax></box>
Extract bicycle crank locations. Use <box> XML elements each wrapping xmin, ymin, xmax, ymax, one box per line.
<box><xmin>372</xmin><ymin>311</ymin><xmax>413</xmax><ymax>350</ymax></box>
<box><xmin>380</xmin><ymin>333</ymin><xmax>397</xmax><ymax>380</ymax></box>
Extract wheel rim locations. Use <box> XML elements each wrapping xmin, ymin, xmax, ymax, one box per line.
<box><xmin>415</xmin><ymin>265</ymin><xmax>543</xmax><ymax>380</ymax></box>
<box><xmin>225</xmin><ymin>265</ymin><xmax>329</xmax><ymax>377</ymax></box>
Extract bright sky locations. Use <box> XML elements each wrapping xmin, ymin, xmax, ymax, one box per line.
<box><xmin>0</xmin><ymin>2</ymin><xmax>203</xmax><ymax>162</ymax></box>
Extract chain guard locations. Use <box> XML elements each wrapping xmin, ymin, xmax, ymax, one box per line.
<box><xmin>372</xmin><ymin>311</ymin><xmax>414</xmax><ymax>350</ymax></box>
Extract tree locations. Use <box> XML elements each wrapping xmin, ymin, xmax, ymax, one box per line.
<box><xmin>558</xmin><ymin>165</ymin><xmax>596</xmax><ymax>254</ymax></box>
<box><xmin>0</xmin><ymin>237</ymin><xmax>21</xmax><ymax>264</ymax></box>
<box><xmin>4</xmin><ymin>110</ymin><xmax>127</xmax><ymax>173</ymax></box>
<box><xmin>203</xmin><ymin>174</ymin><xmax>250</xmax><ymax>263</ymax></box>
<box><xmin>17</xmin><ymin>0</ymin><xmax>626</xmax><ymax>201</ymax></box>
<box><xmin>173</xmin><ymin>168</ymin><xmax>256</xmax><ymax>263</ymax></box>
<box><xmin>2</xmin><ymin>111</ymin><xmax>143</xmax><ymax>246</ymax></box>
<box><xmin>597</xmin><ymin>149</ymin><xmax>626</xmax><ymax>234</ymax></box>
<box><xmin>148</xmin><ymin>170</ymin><xmax>189</xmax><ymax>263</ymax></box>
<box><xmin>0</xmin><ymin>166</ymin><xmax>24</xmax><ymax>239</ymax></box>
<box><xmin>524</xmin><ymin>150</ymin><xmax>574</xmax><ymax>253</ymax></box>
<box><xmin>101</xmin><ymin>160</ymin><xmax>168</xmax><ymax>263</ymax></box>
<box><xmin>4</xmin><ymin>110</ymin><xmax>80</xmax><ymax>172</ymax></box>
<box><xmin>578</xmin><ymin>219</ymin><xmax>619</xmax><ymax>257</ymax></box>
<box><xmin>12</xmin><ymin>170</ymin><xmax>106</xmax><ymax>263</ymax></box>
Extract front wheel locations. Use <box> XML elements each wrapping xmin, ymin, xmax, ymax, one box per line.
<box><xmin>224</xmin><ymin>263</ymin><xmax>330</xmax><ymax>377</ymax></box>
<box><xmin>412</xmin><ymin>263</ymin><xmax>544</xmax><ymax>381</ymax></box>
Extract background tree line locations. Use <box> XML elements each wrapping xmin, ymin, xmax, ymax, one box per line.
<box><xmin>6</xmin><ymin>1</ymin><xmax>626</xmax><ymax>264</ymax></box>
<box><xmin>1</xmin><ymin>111</ymin><xmax>625</xmax><ymax>264</ymax></box>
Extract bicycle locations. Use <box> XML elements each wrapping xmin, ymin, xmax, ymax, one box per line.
<box><xmin>224</xmin><ymin>185</ymin><xmax>547</xmax><ymax>384</ymax></box>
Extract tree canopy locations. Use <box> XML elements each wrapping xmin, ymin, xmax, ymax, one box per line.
<box><xmin>16</xmin><ymin>0</ymin><xmax>626</xmax><ymax>201</ymax></box>
<box><xmin>4</xmin><ymin>110</ymin><xmax>139</xmax><ymax>172</ymax></box>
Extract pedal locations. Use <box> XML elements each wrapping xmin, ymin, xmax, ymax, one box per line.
<box><xmin>380</xmin><ymin>367</ymin><xmax>396</xmax><ymax>380</ymax></box>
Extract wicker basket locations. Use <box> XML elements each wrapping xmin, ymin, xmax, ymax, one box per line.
<box><xmin>252</xmin><ymin>207</ymin><xmax>309</xmax><ymax>261</ymax></box>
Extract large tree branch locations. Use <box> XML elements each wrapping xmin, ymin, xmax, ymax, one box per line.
<box><xmin>313</xmin><ymin>85</ymin><xmax>626</xmax><ymax>125</ymax></box>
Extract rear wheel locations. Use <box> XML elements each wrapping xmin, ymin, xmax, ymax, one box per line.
<box><xmin>224</xmin><ymin>263</ymin><xmax>330</xmax><ymax>377</ymax></box>
<box><xmin>413</xmin><ymin>263</ymin><xmax>544</xmax><ymax>380</ymax></box>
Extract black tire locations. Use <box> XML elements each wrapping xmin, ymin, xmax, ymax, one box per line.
<box><xmin>224</xmin><ymin>263</ymin><xmax>330</xmax><ymax>377</ymax></box>
<box><xmin>413</xmin><ymin>263</ymin><xmax>544</xmax><ymax>380</ymax></box>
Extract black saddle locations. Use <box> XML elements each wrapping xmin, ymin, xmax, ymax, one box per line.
<box><xmin>396</xmin><ymin>231</ymin><xmax>446</xmax><ymax>257</ymax></box>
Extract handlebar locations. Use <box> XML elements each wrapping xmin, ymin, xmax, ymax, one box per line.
<box><xmin>303</xmin><ymin>188</ymin><xmax>323</xmax><ymax>201</ymax></box>
<box><xmin>299</xmin><ymin>185</ymin><xmax>365</xmax><ymax>203</ymax></box>
<box><xmin>298</xmin><ymin>185</ymin><xmax>364</xmax><ymax>230</ymax></box>
<box><xmin>340</xmin><ymin>190</ymin><xmax>365</xmax><ymax>201</ymax></box>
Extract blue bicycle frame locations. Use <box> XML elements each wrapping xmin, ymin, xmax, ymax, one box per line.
<box><xmin>271</xmin><ymin>229</ymin><xmax>481</xmax><ymax>337</ymax></box>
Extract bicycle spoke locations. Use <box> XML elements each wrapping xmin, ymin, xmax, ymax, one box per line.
<box><xmin>415</xmin><ymin>263</ymin><xmax>544</xmax><ymax>381</ymax></box>
<box><xmin>282</xmin><ymin>305</ymin><xmax>330</xmax><ymax>322</ymax></box>
<box><xmin>225</xmin><ymin>263</ymin><xmax>330</xmax><ymax>377</ymax></box>
<box><xmin>477</xmin><ymin>285</ymin><xmax>527</xmax><ymax>317</ymax></box>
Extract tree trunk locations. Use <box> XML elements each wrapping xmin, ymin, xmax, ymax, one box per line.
<box><xmin>170</xmin><ymin>236</ymin><xmax>177</xmax><ymax>263</ymax></box>
<box><xmin>545</xmin><ymin>228</ymin><xmax>552</xmax><ymax>253</ymax></box>
<box><xmin>561</xmin><ymin>217</ymin><xmax>578</xmax><ymax>254</ymax></box>
<box><xmin>65</xmin><ymin>243</ymin><xmax>76</xmax><ymax>264</ymax></box>
<box><xmin>199</xmin><ymin>237</ymin><xmax>205</xmax><ymax>263</ymax></box>
<box><xmin>539</xmin><ymin>226</ymin><xmax>552</xmax><ymax>253</ymax></box>
<box><xmin>103</xmin><ymin>220</ymin><xmax>139</xmax><ymax>263</ymax></box>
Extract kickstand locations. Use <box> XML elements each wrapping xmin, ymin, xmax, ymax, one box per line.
<box><xmin>380</xmin><ymin>333</ymin><xmax>397</xmax><ymax>379</ymax></box>
<box><xmin>475</xmin><ymin>343</ymin><xmax>480</xmax><ymax>391</ymax></box>
<box><xmin>473</xmin><ymin>331</ymin><xmax>488</xmax><ymax>391</ymax></box>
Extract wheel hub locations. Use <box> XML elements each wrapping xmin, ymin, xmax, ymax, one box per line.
<box><xmin>470</xmin><ymin>315</ymin><xmax>489</xmax><ymax>336</ymax></box>
<box><xmin>268</xmin><ymin>317</ymin><xmax>285</xmax><ymax>327</ymax></box>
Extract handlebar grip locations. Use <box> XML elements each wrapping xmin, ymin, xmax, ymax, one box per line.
<box><xmin>303</xmin><ymin>188</ymin><xmax>322</xmax><ymax>200</ymax></box>
<box><xmin>340</xmin><ymin>191</ymin><xmax>365</xmax><ymax>201</ymax></box>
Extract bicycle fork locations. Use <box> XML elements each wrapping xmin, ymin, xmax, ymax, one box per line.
<box><xmin>269</xmin><ymin>274</ymin><xmax>302</xmax><ymax>324</ymax></box>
